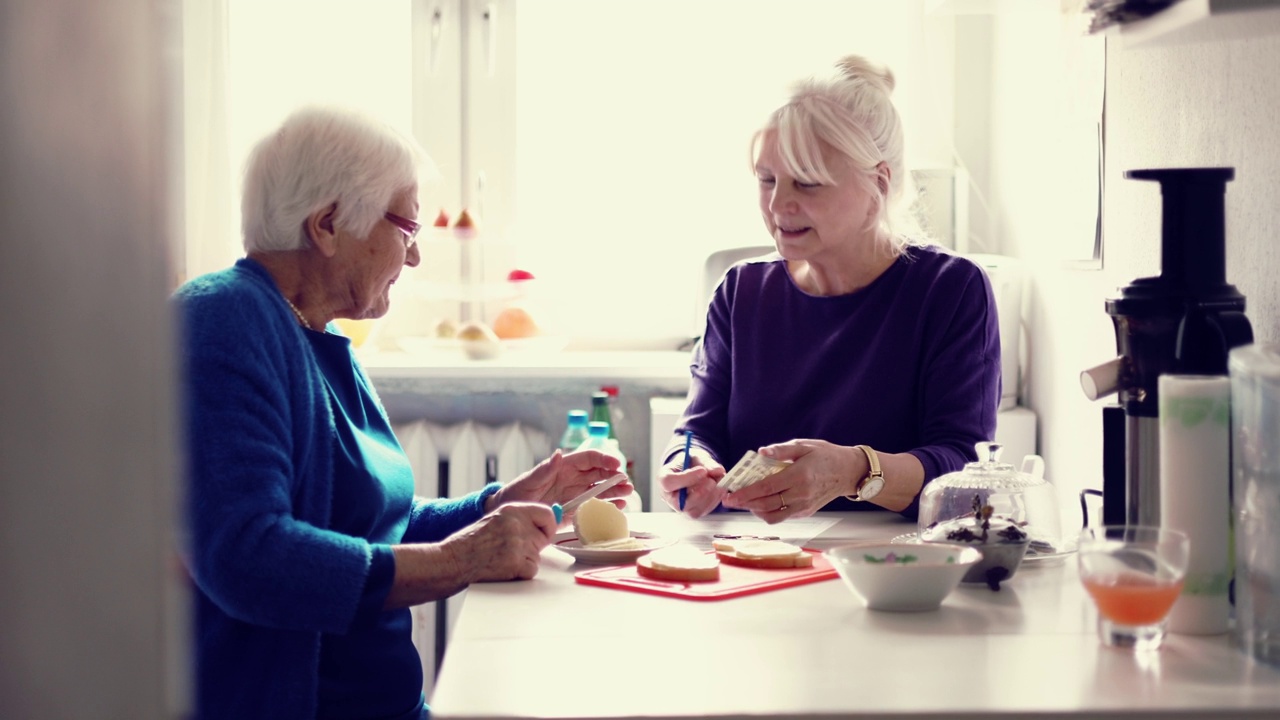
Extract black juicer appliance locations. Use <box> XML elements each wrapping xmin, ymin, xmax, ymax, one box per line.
<box><xmin>1081</xmin><ymin>167</ymin><xmax>1253</xmax><ymax>526</ymax></box>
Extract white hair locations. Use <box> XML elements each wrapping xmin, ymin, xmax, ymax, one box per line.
<box><xmin>240</xmin><ymin>106</ymin><xmax>436</xmax><ymax>253</ymax></box>
<box><xmin>751</xmin><ymin>55</ymin><xmax>929</xmax><ymax>254</ymax></box>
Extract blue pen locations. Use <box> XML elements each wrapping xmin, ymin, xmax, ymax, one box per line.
<box><xmin>678</xmin><ymin>430</ymin><xmax>693</xmax><ymax>511</ymax></box>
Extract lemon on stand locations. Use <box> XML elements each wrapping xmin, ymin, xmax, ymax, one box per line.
<box><xmin>333</xmin><ymin>318</ymin><xmax>378</xmax><ymax>348</ymax></box>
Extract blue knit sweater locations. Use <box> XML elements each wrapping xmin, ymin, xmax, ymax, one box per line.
<box><xmin>177</xmin><ymin>258</ymin><xmax>497</xmax><ymax>720</ymax></box>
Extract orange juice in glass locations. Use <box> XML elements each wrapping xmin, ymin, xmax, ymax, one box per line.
<box><xmin>1078</xmin><ymin>526</ymin><xmax>1190</xmax><ymax>651</ymax></box>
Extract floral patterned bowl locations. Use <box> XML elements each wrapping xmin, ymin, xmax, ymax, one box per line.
<box><xmin>824</xmin><ymin>542</ymin><xmax>983</xmax><ymax>612</ymax></box>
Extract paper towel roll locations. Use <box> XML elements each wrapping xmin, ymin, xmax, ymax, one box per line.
<box><xmin>1159</xmin><ymin>374</ymin><xmax>1232</xmax><ymax>635</ymax></box>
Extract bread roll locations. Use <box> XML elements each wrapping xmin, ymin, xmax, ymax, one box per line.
<box><xmin>572</xmin><ymin>497</ymin><xmax>629</xmax><ymax>546</ymax></box>
<box><xmin>636</xmin><ymin>544</ymin><xmax>720</xmax><ymax>582</ymax></box>
<box><xmin>457</xmin><ymin>321</ymin><xmax>502</xmax><ymax>360</ymax></box>
<box><xmin>455</xmin><ymin>321</ymin><xmax>497</xmax><ymax>342</ymax></box>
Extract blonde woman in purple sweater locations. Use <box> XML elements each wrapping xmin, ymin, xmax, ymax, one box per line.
<box><xmin>657</xmin><ymin>55</ymin><xmax>1001</xmax><ymax>523</ymax></box>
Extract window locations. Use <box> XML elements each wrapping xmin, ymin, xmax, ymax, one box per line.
<box><xmin>504</xmin><ymin>0</ymin><xmax>950</xmax><ymax>343</ymax></box>
<box><xmin>183</xmin><ymin>0</ymin><xmax>414</xmax><ymax>278</ymax></box>
<box><xmin>185</xmin><ymin>0</ymin><xmax>960</xmax><ymax>347</ymax></box>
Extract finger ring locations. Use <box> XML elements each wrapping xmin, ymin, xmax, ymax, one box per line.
<box><xmin>778</xmin><ymin>492</ymin><xmax>788</xmax><ymax>511</ymax></box>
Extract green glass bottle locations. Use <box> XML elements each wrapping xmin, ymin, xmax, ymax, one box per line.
<box><xmin>589</xmin><ymin>391</ymin><xmax>614</xmax><ymax>439</ymax></box>
<box><xmin>578</xmin><ymin>421</ymin><xmax>641</xmax><ymax>513</ymax></box>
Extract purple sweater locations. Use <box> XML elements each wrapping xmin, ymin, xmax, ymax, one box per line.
<box><xmin>665</xmin><ymin>245</ymin><xmax>1001</xmax><ymax>518</ymax></box>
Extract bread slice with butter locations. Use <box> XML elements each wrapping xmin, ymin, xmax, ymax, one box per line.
<box><xmin>636</xmin><ymin>544</ymin><xmax>720</xmax><ymax>582</ymax></box>
<box><xmin>712</xmin><ymin>539</ymin><xmax>813</xmax><ymax>569</ymax></box>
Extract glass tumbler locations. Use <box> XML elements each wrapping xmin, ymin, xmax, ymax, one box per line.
<box><xmin>1078</xmin><ymin>525</ymin><xmax>1190</xmax><ymax>651</ymax></box>
<box><xmin>1230</xmin><ymin>343</ymin><xmax>1280</xmax><ymax>666</ymax></box>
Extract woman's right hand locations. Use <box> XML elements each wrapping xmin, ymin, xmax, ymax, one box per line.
<box><xmin>445</xmin><ymin>502</ymin><xmax>558</xmax><ymax>583</ymax></box>
<box><xmin>657</xmin><ymin>451</ymin><xmax>727</xmax><ymax>519</ymax></box>
<box><xmin>385</xmin><ymin>502</ymin><xmax>558</xmax><ymax>609</ymax></box>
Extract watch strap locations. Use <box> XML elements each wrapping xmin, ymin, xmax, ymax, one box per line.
<box><xmin>845</xmin><ymin>445</ymin><xmax>883</xmax><ymax>502</ymax></box>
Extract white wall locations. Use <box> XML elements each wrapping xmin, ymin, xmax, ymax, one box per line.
<box><xmin>0</xmin><ymin>1</ymin><xmax>187</xmax><ymax>718</ymax></box>
<box><xmin>987</xmin><ymin>5</ymin><xmax>1280</xmax><ymax>521</ymax></box>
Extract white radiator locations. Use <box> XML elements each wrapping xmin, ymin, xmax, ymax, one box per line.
<box><xmin>391</xmin><ymin>419</ymin><xmax>552</xmax><ymax>700</ymax></box>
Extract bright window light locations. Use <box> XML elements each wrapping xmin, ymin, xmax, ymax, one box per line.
<box><xmin>188</xmin><ymin>0</ymin><xmax>953</xmax><ymax>349</ymax></box>
<box><xmin>510</xmin><ymin>0</ymin><xmax>943</xmax><ymax>344</ymax></box>
<box><xmin>191</xmin><ymin>0</ymin><xmax>413</xmax><ymax>276</ymax></box>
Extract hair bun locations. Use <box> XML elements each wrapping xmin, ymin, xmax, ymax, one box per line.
<box><xmin>835</xmin><ymin>54</ymin><xmax>895</xmax><ymax>95</ymax></box>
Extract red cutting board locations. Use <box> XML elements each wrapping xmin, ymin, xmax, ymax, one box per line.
<box><xmin>574</xmin><ymin>548</ymin><xmax>836</xmax><ymax>601</ymax></box>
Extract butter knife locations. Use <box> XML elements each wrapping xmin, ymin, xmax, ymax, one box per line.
<box><xmin>552</xmin><ymin>472</ymin><xmax>627</xmax><ymax>524</ymax></box>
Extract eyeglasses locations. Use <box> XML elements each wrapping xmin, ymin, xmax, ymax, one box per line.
<box><xmin>383</xmin><ymin>211</ymin><xmax>422</xmax><ymax>248</ymax></box>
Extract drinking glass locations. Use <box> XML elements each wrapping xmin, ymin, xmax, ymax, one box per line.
<box><xmin>1077</xmin><ymin>525</ymin><xmax>1190</xmax><ymax>651</ymax></box>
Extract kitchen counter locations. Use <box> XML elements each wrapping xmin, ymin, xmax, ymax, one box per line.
<box><xmin>359</xmin><ymin>348</ymin><xmax>693</xmax><ymax>395</ymax></box>
<box><xmin>428</xmin><ymin>512</ymin><xmax>1280</xmax><ymax>720</ymax></box>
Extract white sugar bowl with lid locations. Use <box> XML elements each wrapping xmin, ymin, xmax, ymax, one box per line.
<box><xmin>917</xmin><ymin>441</ymin><xmax>1064</xmax><ymax>562</ymax></box>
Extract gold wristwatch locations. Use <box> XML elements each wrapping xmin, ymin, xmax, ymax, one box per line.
<box><xmin>846</xmin><ymin>445</ymin><xmax>885</xmax><ymax>502</ymax></box>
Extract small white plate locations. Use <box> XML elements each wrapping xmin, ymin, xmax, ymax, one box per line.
<box><xmin>552</xmin><ymin>531</ymin><xmax>672</xmax><ymax>565</ymax></box>
<box><xmin>890</xmin><ymin>532</ymin><xmax>1075</xmax><ymax>565</ymax></box>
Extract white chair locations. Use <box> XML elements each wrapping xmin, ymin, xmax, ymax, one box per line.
<box><xmin>688</xmin><ymin>245</ymin><xmax>775</xmax><ymax>341</ymax></box>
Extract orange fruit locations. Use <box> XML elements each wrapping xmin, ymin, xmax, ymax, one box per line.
<box><xmin>491</xmin><ymin>307</ymin><xmax>540</xmax><ymax>339</ymax></box>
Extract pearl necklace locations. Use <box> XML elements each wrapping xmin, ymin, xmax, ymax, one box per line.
<box><xmin>282</xmin><ymin>295</ymin><xmax>314</xmax><ymax>331</ymax></box>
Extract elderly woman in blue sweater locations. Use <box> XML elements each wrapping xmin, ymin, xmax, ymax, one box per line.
<box><xmin>175</xmin><ymin>106</ymin><xmax>631</xmax><ymax>720</ymax></box>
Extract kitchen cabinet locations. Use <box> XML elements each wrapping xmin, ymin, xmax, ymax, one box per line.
<box><xmin>929</xmin><ymin>0</ymin><xmax>1280</xmax><ymax>48</ymax></box>
<box><xmin>1106</xmin><ymin>0</ymin><xmax>1280</xmax><ymax>49</ymax></box>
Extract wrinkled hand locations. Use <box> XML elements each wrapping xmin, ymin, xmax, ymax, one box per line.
<box><xmin>656</xmin><ymin>449</ymin><xmax>726</xmax><ymax>519</ymax></box>
<box><xmin>443</xmin><ymin>502</ymin><xmax>558</xmax><ymax>582</ymax></box>
<box><xmin>720</xmin><ymin>439</ymin><xmax>861</xmax><ymax>523</ymax></box>
<box><xmin>491</xmin><ymin>449</ymin><xmax>631</xmax><ymax>509</ymax></box>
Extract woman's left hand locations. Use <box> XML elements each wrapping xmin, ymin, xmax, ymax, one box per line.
<box><xmin>720</xmin><ymin>439</ymin><xmax>862</xmax><ymax>523</ymax></box>
<box><xmin>487</xmin><ymin>449</ymin><xmax>631</xmax><ymax>510</ymax></box>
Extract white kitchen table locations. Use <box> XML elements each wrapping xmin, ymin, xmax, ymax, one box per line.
<box><xmin>428</xmin><ymin>512</ymin><xmax>1280</xmax><ymax>720</ymax></box>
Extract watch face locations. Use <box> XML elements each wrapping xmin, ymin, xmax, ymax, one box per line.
<box><xmin>860</xmin><ymin>476</ymin><xmax>885</xmax><ymax>500</ymax></box>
